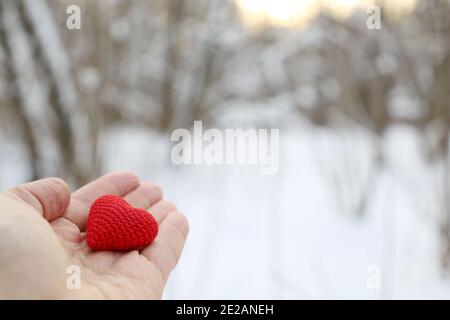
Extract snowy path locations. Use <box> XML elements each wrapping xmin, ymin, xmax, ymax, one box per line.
<box><xmin>1</xmin><ymin>125</ymin><xmax>449</xmax><ymax>299</ymax></box>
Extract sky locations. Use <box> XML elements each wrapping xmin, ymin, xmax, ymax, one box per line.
<box><xmin>235</xmin><ymin>0</ymin><xmax>418</xmax><ymax>28</ymax></box>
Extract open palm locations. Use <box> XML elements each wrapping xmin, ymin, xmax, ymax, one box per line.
<box><xmin>0</xmin><ymin>172</ymin><xmax>188</xmax><ymax>299</ymax></box>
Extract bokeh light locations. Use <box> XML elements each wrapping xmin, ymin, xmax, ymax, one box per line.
<box><xmin>235</xmin><ymin>0</ymin><xmax>418</xmax><ymax>29</ymax></box>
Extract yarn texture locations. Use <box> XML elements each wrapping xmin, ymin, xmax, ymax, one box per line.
<box><xmin>86</xmin><ymin>195</ymin><xmax>159</xmax><ymax>251</ymax></box>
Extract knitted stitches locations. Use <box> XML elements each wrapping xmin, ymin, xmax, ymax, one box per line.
<box><xmin>86</xmin><ymin>195</ymin><xmax>159</xmax><ymax>251</ymax></box>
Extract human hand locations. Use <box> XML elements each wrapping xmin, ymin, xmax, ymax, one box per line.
<box><xmin>0</xmin><ymin>172</ymin><xmax>189</xmax><ymax>299</ymax></box>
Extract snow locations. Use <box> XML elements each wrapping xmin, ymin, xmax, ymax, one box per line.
<box><xmin>0</xmin><ymin>131</ymin><xmax>31</xmax><ymax>189</ymax></box>
<box><xmin>96</xmin><ymin>124</ymin><xmax>450</xmax><ymax>299</ymax></box>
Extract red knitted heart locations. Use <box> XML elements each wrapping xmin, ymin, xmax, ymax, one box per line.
<box><xmin>86</xmin><ymin>195</ymin><xmax>159</xmax><ymax>251</ymax></box>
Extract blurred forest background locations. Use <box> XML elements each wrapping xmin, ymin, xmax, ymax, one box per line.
<box><xmin>0</xmin><ymin>0</ymin><xmax>450</xmax><ymax>298</ymax></box>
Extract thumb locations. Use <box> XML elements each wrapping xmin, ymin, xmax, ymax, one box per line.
<box><xmin>6</xmin><ymin>178</ymin><xmax>71</xmax><ymax>221</ymax></box>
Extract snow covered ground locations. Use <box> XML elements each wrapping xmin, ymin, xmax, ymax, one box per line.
<box><xmin>100</xmin><ymin>124</ymin><xmax>450</xmax><ymax>299</ymax></box>
<box><xmin>1</xmin><ymin>124</ymin><xmax>449</xmax><ymax>299</ymax></box>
